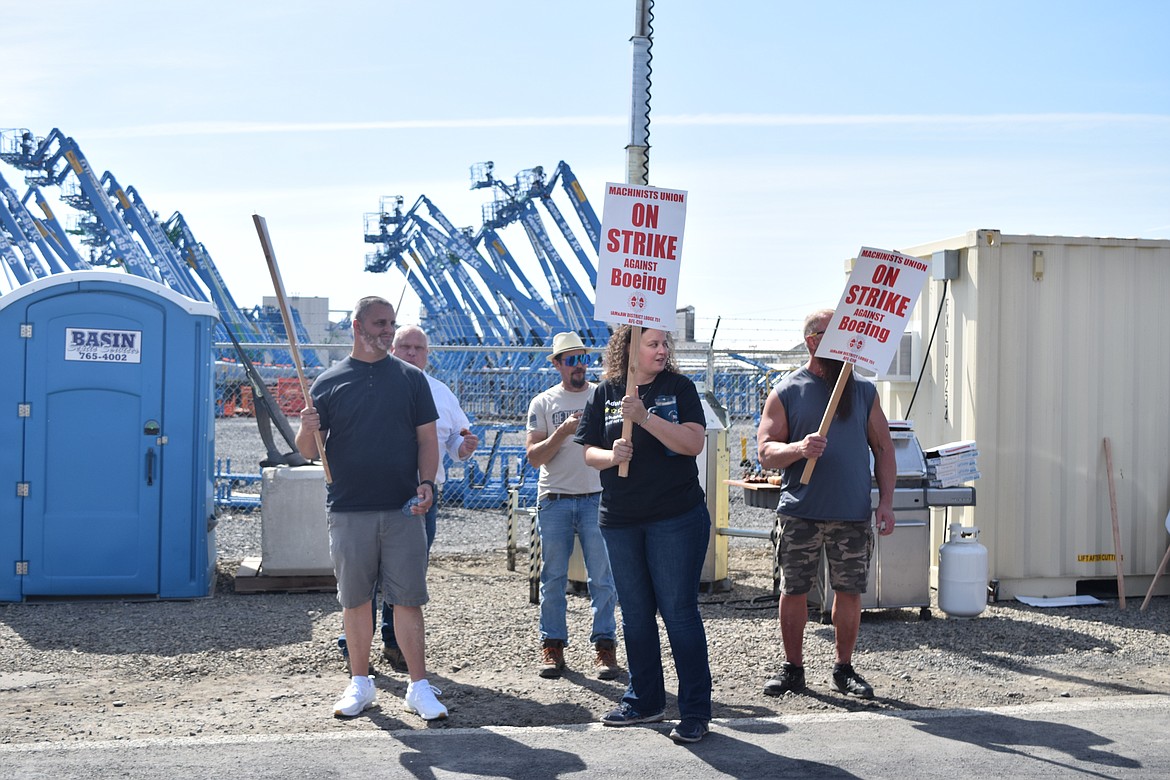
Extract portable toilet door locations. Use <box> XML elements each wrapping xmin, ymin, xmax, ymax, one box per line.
<box><xmin>24</xmin><ymin>286</ymin><xmax>165</xmax><ymax>597</ymax></box>
<box><xmin>0</xmin><ymin>271</ymin><xmax>218</xmax><ymax>601</ymax></box>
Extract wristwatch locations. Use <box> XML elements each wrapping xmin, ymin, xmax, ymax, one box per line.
<box><xmin>419</xmin><ymin>479</ymin><xmax>436</xmax><ymax>493</ymax></box>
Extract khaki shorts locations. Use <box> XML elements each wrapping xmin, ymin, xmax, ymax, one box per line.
<box><xmin>776</xmin><ymin>514</ymin><xmax>873</xmax><ymax>596</ymax></box>
<box><xmin>328</xmin><ymin>510</ymin><xmax>429</xmax><ymax>609</ymax></box>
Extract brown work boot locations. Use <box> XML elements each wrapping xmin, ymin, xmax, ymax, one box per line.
<box><xmin>539</xmin><ymin>639</ymin><xmax>565</xmax><ymax>678</ymax></box>
<box><xmin>594</xmin><ymin>639</ymin><xmax>620</xmax><ymax>680</ymax></box>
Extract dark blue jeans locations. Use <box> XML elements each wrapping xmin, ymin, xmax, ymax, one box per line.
<box><xmin>601</xmin><ymin>501</ymin><xmax>712</xmax><ymax>721</ymax></box>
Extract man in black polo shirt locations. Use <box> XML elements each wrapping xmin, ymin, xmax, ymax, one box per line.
<box><xmin>297</xmin><ymin>296</ymin><xmax>446</xmax><ymax>720</ymax></box>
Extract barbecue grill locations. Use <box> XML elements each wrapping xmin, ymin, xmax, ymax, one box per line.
<box><xmin>857</xmin><ymin>429</ymin><xmax>976</xmax><ymax>618</ymax></box>
<box><xmin>733</xmin><ymin>428</ymin><xmax>976</xmax><ymax>619</ymax></box>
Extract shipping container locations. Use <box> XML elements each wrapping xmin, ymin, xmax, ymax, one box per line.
<box><xmin>878</xmin><ymin>230</ymin><xmax>1170</xmax><ymax>600</ymax></box>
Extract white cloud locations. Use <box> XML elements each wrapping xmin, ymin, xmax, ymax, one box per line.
<box><xmin>82</xmin><ymin>117</ymin><xmax>627</xmax><ymax>139</ymax></box>
<box><xmin>656</xmin><ymin>113</ymin><xmax>1170</xmax><ymax>127</ymax></box>
<box><xmin>78</xmin><ymin>112</ymin><xmax>1170</xmax><ymax>140</ymax></box>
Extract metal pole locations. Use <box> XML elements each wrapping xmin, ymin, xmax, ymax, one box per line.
<box><xmin>618</xmin><ymin>0</ymin><xmax>654</xmax><ymax>478</ymax></box>
<box><xmin>626</xmin><ymin>0</ymin><xmax>653</xmax><ymax>187</ymax></box>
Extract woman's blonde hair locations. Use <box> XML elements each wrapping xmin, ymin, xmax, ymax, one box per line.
<box><xmin>601</xmin><ymin>324</ymin><xmax>678</xmax><ymax>385</ymax></box>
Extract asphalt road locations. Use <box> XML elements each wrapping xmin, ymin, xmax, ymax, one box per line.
<box><xmin>4</xmin><ymin>694</ymin><xmax>1167</xmax><ymax>779</ymax></box>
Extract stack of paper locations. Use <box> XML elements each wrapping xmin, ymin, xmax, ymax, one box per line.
<box><xmin>925</xmin><ymin>440</ymin><xmax>979</xmax><ymax>487</ymax></box>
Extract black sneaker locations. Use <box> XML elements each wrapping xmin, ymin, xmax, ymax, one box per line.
<box><xmin>669</xmin><ymin>717</ymin><xmax>709</xmax><ymax>744</ymax></box>
<box><xmin>763</xmin><ymin>662</ymin><xmax>806</xmax><ymax>696</ymax></box>
<box><xmin>832</xmin><ymin>663</ymin><xmax>874</xmax><ymax>699</ymax></box>
<box><xmin>381</xmin><ymin>644</ymin><xmax>409</xmax><ymax>674</ymax></box>
<box><xmin>600</xmin><ymin>703</ymin><xmax>665</xmax><ymax>726</ymax></box>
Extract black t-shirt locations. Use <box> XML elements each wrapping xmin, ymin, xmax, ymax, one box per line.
<box><xmin>311</xmin><ymin>355</ymin><xmax>438</xmax><ymax>511</ymax></box>
<box><xmin>575</xmin><ymin>371</ymin><xmax>707</xmax><ymax>527</ymax></box>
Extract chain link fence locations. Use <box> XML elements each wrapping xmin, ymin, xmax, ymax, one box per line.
<box><xmin>213</xmin><ymin>343</ymin><xmax>802</xmax><ymax>511</ymax></box>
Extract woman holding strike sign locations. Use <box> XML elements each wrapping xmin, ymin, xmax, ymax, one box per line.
<box><xmin>574</xmin><ymin>324</ymin><xmax>713</xmax><ymax>745</ymax></box>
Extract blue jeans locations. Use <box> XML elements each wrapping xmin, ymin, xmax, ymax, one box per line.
<box><xmin>601</xmin><ymin>501</ymin><xmax>712</xmax><ymax>721</ymax></box>
<box><xmin>538</xmin><ymin>493</ymin><xmax>617</xmax><ymax>645</ymax></box>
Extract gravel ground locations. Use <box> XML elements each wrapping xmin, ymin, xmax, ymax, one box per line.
<box><xmin>2</xmin><ymin>418</ymin><xmax>1169</xmax><ymax>744</ymax></box>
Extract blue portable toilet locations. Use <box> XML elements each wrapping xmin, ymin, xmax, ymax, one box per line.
<box><xmin>0</xmin><ymin>271</ymin><xmax>218</xmax><ymax>601</ymax></box>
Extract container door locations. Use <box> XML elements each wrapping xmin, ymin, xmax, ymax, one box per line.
<box><xmin>21</xmin><ymin>291</ymin><xmax>164</xmax><ymax>597</ymax></box>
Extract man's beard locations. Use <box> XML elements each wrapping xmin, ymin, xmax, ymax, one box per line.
<box><xmin>815</xmin><ymin>357</ymin><xmax>854</xmax><ymax>420</ymax></box>
<box><xmin>569</xmin><ymin>370</ymin><xmax>587</xmax><ymax>390</ymax></box>
<box><xmin>360</xmin><ymin>331</ymin><xmax>392</xmax><ymax>353</ymax></box>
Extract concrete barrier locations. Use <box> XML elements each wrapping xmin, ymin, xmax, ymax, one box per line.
<box><xmin>260</xmin><ymin>465</ymin><xmax>332</xmax><ymax>575</ymax></box>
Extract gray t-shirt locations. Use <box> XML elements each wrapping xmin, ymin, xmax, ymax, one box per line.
<box><xmin>526</xmin><ymin>383</ymin><xmax>602</xmax><ymax>497</ymax></box>
<box><xmin>776</xmin><ymin>366</ymin><xmax>876</xmax><ymax>522</ymax></box>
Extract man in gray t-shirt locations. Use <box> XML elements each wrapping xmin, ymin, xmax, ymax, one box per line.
<box><xmin>525</xmin><ymin>332</ymin><xmax>619</xmax><ymax>681</ymax></box>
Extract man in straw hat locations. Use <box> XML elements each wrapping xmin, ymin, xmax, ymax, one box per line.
<box><xmin>525</xmin><ymin>332</ymin><xmax>620</xmax><ymax>680</ymax></box>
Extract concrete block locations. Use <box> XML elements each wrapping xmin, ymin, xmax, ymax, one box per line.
<box><xmin>260</xmin><ymin>465</ymin><xmax>332</xmax><ymax>576</ymax></box>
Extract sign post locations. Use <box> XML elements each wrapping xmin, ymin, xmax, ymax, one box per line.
<box><xmin>801</xmin><ymin>246</ymin><xmax>930</xmax><ymax>484</ymax></box>
<box><xmin>595</xmin><ymin>183</ymin><xmax>687</xmax><ymax>476</ymax></box>
<box><xmin>253</xmin><ymin>214</ymin><xmax>332</xmax><ymax>484</ymax></box>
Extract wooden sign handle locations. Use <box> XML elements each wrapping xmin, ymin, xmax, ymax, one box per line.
<box><xmin>799</xmin><ymin>362</ymin><xmax>853</xmax><ymax>485</ymax></box>
<box><xmin>252</xmin><ymin>214</ymin><xmax>332</xmax><ymax>484</ymax></box>
<box><xmin>1103</xmin><ymin>437</ymin><xmax>1125</xmax><ymax>609</ymax></box>
<box><xmin>1140</xmin><ymin>513</ymin><xmax>1170</xmax><ymax>611</ymax></box>
<box><xmin>617</xmin><ymin>326</ymin><xmax>641</xmax><ymax>478</ymax></box>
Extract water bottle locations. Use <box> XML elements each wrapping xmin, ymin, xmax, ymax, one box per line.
<box><xmin>401</xmin><ymin>496</ymin><xmax>422</xmax><ymax>516</ymax></box>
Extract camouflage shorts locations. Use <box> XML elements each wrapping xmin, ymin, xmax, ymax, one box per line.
<box><xmin>776</xmin><ymin>514</ymin><xmax>873</xmax><ymax>596</ymax></box>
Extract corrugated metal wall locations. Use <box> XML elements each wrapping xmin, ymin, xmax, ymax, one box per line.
<box><xmin>883</xmin><ymin>231</ymin><xmax>1170</xmax><ymax>598</ymax></box>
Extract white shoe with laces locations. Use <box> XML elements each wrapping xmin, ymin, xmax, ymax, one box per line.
<box><xmin>333</xmin><ymin>675</ymin><xmax>376</xmax><ymax>718</ymax></box>
<box><xmin>404</xmin><ymin>679</ymin><xmax>448</xmax><ymax>720</ymax></box>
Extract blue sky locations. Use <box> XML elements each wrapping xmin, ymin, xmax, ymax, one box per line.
<box><xmin>4</xmin><ymin>0</ymin><xmax>1168</xmax><ymax>347</ymax></box>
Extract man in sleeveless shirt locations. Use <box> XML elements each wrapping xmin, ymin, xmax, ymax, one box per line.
<box><xmin>756</xmin><ymin>309</ymin><xmax>896</xmax><ymax>700</ymax></box>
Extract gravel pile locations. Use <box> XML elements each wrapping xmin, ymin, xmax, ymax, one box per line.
<box><xmin>2</xmin><ymin>418</ymin><xmax>1168</xmax><ymax>744</ymax></box>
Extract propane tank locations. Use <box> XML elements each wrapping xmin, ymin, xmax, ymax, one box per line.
<box><xmin>938</xmin><ymin>522</ymin><xmax>989</xmax><ymax>618</ymax></box>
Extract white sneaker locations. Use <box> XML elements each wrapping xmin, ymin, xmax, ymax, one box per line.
<box><xmin>404</xmin><ymin>679</ymin><xmax>448</xmax><ymax>720</ymax></box>
<box><xmin>333</xmin><ymin>675</ymin><xmax>376</xmax><ymax>717</ymax></box>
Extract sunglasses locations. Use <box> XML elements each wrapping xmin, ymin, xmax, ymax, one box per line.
<box><xmin>559</xmin><ymin>353</ymin><xmax>592</xmax><ymax>367</ymax></box>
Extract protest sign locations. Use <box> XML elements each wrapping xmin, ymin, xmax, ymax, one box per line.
<box><xmin>802</xmin><ymin>246</ymin><xmax>930</xmax><ymax>484</ymax></box>
<box><xmin>594</xmin><ymin>183</ymin><xmax>686</xmax><ymax>328</ymax></box>
<box><xmin>595</xmin><ymin>182</ymin><xmax>687</xmax><ymax>477</ymax></box>
<box><xmin>816</xmin><ymin>246</ymin><xmax>931</xmax><ymax>373</ymax></box>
